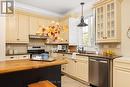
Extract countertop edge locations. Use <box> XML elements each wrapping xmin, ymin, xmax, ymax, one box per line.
<box><xmin>0</xmin><ymin>59</ymin><xmax>68</xmax><ymax>74</ymax></box>
<box><xmin>55</xmin><ymin>52</ymin><xmax>121</xmax><ymax>59</ymax></box>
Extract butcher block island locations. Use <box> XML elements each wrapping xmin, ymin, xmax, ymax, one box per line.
<box><xmin>0</xmin><ymin>59</ymin><xmax>68</xmax><ymax>87</ymax></box>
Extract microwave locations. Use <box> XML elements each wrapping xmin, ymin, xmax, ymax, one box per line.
<box><xmin>57</xmin><ymin>45</ymin><xmax>68</xmax><ymax>52</ymax></box>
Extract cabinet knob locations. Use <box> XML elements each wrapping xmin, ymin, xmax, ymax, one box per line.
<box><xmin>74</xmin><ymin>60</ymin><xmax>77</xmax><ymax>63</ymax></box>
<box><xmin>10</xmin><ymin>57</ymin><xmax>14</xmax><ymax>59</ymax></box>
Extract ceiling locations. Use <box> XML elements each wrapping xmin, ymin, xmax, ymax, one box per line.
<box><xmin>16</xmin><ymin>0</ymin><xmax>97</xmax><ymax>15</ymax></box>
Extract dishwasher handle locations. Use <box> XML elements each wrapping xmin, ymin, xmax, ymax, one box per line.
<box><xmin>99</xmin><ymin>60</ymin><xmax>108</xmax><ymax>63</ymax></box>
<box><xmin>89</xmin><ymin>59</ymin><xmax>97</xmax><ymax>62</ymax></box>
<box><xmin>90</xmin><ymin>58</ymin><xmax>108</xmax><ymax>64</ymax></box>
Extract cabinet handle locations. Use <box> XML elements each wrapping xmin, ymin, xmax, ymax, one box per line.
<box><xmin>10</xmin><ymin>57</ymin><xmax>14</xmax><ymax>59</ymax></box>
<box><xmin>74</xmin><ymin>60</ymin><xmax>77</xmax><ymax>63</ymax></box>
<box><xmin>17</xmin><ymin>39</ymin><xmax>20</xmax><ymax>40</ymax></box>
<box><xmin>23</xmin><ymin>56</ymin><xmax>26</xmax><ymax>58</ymax></box>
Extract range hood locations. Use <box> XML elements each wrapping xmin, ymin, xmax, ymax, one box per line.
<box><xmin>29</xmin><ymin>35</ymin><xmax>48</xmax><ymax>40</ymax></box>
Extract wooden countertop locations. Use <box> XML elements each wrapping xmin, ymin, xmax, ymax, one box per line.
<box><xmin>0</xmin><ymin>58</ymin><xmax>68</xmax><ymax>74</ymax></box>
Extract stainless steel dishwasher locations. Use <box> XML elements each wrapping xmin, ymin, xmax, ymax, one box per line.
<box><xmin>89</xmin><ymin>57</ymin><xmax>113</xmax><ymax>87</ymax></box>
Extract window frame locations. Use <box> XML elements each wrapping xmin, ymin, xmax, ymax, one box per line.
<box><xmin>82</xmin><ymin>15</ymin><xmax>96</xmax><ymax>47</ymax></box>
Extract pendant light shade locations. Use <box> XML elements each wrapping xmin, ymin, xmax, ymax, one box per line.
<box><xmin>77</xmin><ymin>2</ymin><xmax>88</xmax><ymax>27</ymax></box>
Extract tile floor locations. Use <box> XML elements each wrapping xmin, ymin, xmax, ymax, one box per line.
<box><xmin>62</xmin><ymin>75</ymin><xmax>88</xmax><ymax>87</ymax></box>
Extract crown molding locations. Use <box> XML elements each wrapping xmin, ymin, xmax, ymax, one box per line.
<box><xmin>15</xmin><ymin>2</ymin><xmax>63</xmax><ymax>18</ymax></box>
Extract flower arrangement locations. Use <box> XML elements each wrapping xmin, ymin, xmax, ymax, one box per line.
<box><xmin>36</xmin><ymin>21</ymin><xmax>64</xmax><ymax>42</ymax></box>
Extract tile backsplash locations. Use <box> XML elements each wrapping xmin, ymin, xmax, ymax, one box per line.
<box><xmin>97</xmin><ymin>43</ymin><xmax>121</xmax><ymax>55</ymax></box>
<box><xmin>6</xmin><ymin>44</ymin><xmax>28</xmax><ymax>55</ymax></box>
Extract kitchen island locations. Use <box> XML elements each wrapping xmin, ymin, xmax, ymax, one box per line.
<box><xmin>0</xmin><ymin>59</ymin><xmax>68</xmax><ymax>87</ymax></box>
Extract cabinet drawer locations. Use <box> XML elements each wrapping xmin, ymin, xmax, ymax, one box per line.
<box><xmin>18</xmin><ymin>55</ymin><xmax>30</xmax><ymax>59</ymax></box>
<box><xmin>6</xmin><ymin>56</ymin><xmax>19</xmax><ymax>60</ymax></box>
<box><xmin>114</xmin><ymin>59</ymin><xmax>130</xmax><ymax>70</ymax></box>
<box><xmin>76</xmin><ymin>56</ymin><xmax>88</xmax><ymax>61</ymax></box>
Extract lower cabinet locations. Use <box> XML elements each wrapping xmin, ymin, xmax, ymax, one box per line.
<box><xmin>62</xmin><ymin>55</ymin><xmax>88</xmax><ymax>82</ymax></box>
<box><xmin>66</xmin><ymin>59</ymin><xmax>76</xmax><ymax>76</ymax></box>
<box><xmin>76</xmin><ymin>60</ymin><xmax>88</xmax><ymax>82</ymax></box>
<box><xmin>113</xmin><ymin>58</ymin><xmax>130</xmax><ymax>87</ymax></box>
<box><xmin>6</xmin><ymin>54</ymin><xmax>30</xmax><ymax>60</ymax></box>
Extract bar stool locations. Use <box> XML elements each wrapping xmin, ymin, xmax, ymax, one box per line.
<box><xmin>28</xmin><ymin>80</ymin><xmax>57</xmax><ymax>87</ymax></box>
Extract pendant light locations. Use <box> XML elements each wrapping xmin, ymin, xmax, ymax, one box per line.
<box><xmin>77</xmin><ymin>2</ymin><xmax>88</xmax><ymax>27</ymax></box>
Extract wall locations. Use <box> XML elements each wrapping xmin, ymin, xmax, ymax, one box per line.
<box><xmin>121</xmin><ymin>0</ymin><xmax>130</xmax><ymax>56</ymax></box>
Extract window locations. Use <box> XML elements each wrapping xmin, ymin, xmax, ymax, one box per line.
<box><xmin>82</xmin><ymin>15</ymin><xmax>95</xmax><ymax>47</ymax></box>
<box><xmin>83</xmin><ymin>19</ymin><xmax>89</xmax><ymax>46</ymax></box>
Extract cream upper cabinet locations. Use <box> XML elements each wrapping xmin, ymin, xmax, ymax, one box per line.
<box><xmin>38</xmin><ymin>18</ymin><xmax>51</xmax><ymax>27</ymax></box>
<box><xmin>96</xmin><ymin>5</ymin><xmax>106</xmax><ymax>41</ymax></box>
<box><xmin>18</xmin><ymin>14</ymin><xmax>29</xmax><ymax>43</ymax></box>
<box><xmin>29</xmin><ymin>17</ymin><xmax>52</xmax><ymax>35</ymax></box>
<box><xmin>95</xmin><ymin>0</ymin><xmax>121</xmax><ymax>43</ymax></box>
<box><xmin>69</xmin><ymin>18</ymin><xmax>79</xmax><ymax>45</ymax></box>
<box><xmin>29</xmin><ymin>16</ymin><xmax>39</xmax><ymax>35</ymax></box>
<box><xmin>60</xmin><ymin>17</ymin><xmax>79</xmax><ymax>45</ymax></box>
<box><xmin>6</xmin><ymin>15</ymin><xmax>18</xmax><ymax>43</ymax></box>
<box><xmin>113</xmin><ymin>58</ymin><xmax>130</xmax><ymax>87</ymax></box>
<box><xmin>60</xmin><ymin>19</ymin><xmax>69</xmax><ymax>43</ymax></box>
<box><xmin>6</xmin><ymin>13</ymin><xmax>29</xmax><ymax>43</ymax></box>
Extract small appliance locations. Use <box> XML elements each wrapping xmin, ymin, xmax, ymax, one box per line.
<box><xmin>57</xmin><ymin>45</ymin><xmax>68</xmax><ymax>52</ymax></box>
<box><xmin>27</xmin><ymin>46</ymin><xmax>55</xmax><ymax>61</ymax></box>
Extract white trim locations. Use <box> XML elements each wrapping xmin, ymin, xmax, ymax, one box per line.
<box><xmin>15</xmin><ymin>2</ymin><xmax>62</xmax><ymax>18</ymax></box>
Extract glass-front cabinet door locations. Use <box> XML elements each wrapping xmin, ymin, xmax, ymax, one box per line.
<box><xmin>106</xmin><ymin>2</ymin><xmax>115</xmax><ymax>39</ymax></box>
<box><xmin>96</xmin><ymin>5</ymin><xmax>106</xmax><ymax>41</ymax></box>
<box><xmin>95</xmin><ymin>0</ymin><xmax>121</xmax><ymax>43</ymax></box>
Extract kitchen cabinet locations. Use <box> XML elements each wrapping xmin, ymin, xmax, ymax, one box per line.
<box><xmin>38</xmin><ymin>18</ymin><xmax>51</xmax><ymax>27</ymax></box>
<box><xmin>29</xmin><ymin>16</ymin><xmax>39</xmax><ymax>35</ymax></box>
<box><xmin>60</xmin><ymin>19</ymin><xmax>69</xmax><ymax>43</ymax></box>
<box><xmin>69</xmin><ymin>18</ymin><xmax>79</xmax><ymax>45</ymax></box>
<box><xmin>18</xmin><ymin>55</ymin><xmax>30</xmax><ymax>59</ymax></box>
<box><xmin>66</xmin><ymin>59</ymin><xmax>76</xmax><ymax>76</ymax></box>
<box><xmin>6</xmin><ymin>13</ymin><xmax>29</xmax><ymax>43</ymax></box>
<box><xmin>18</xmin><ymin>14</ymin><xmax>29</xmax><ymax>43</ymax></box>
<box><xmin>61</xmin><ymin>54</ymin><xmax>88</xmax><ymax>82</ymax></box>
<box><xmin>6</xmin><ymin>55</ymin><xmax>19</xmax><ymax>60</ymax></box>
<box><xmin>60</xmin><ymin>18</ymin><xmax>81</xmax><ymax>45</ymax></box>
<box><xmin>29</xmin><ymin>16</ymin><xmax>51</xmax><ymax>35</ymax></box>
<box><xmin>113</xmin><ymin>58</ymin><xmax>130</xmax><ymax>87</ymax></box>
<box><xmin>0</xmin><ymin>16</ymin><xmax>5</xmax><ymax>59</ymax></box>
<box><xmin>6</xmin><ymin>14</ymin><xmax>18</xmax><ymax>43</ymax></box>
<box><xmin>6</xmin><ymin>54</ymin><xmax>30</xmax><ymax>60</ymax></box>
<box><xmin>95</xmin><ymin>0</ymin><xmax>122</xmax><ymax>43</ymax></box>
<box><xmin>76</xmin><ymin>56</ymin><xmax>88</xmax><ymax>82</ymax></box>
